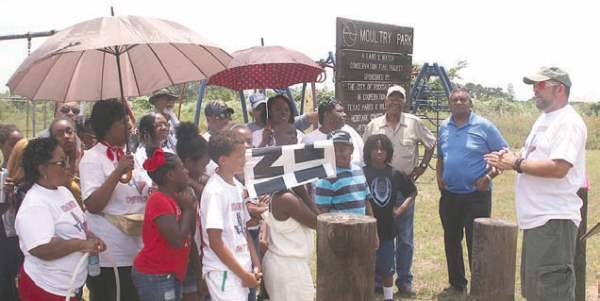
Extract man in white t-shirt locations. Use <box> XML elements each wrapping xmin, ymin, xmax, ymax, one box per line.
<box><xmin>485</xmin><ymin>67</ymin><xmax>587</xmax><ymax>301</ymax></box>
<box><xmin>302</xmin><ymin>98</ymin><xmax>364</xmax><ymax>169</ymax></box>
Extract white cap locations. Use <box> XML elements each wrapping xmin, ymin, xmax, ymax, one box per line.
<box><xmin>386</xmin><ymin>85</ymin><xmax>406</xmax><ymax>98</ymax></box>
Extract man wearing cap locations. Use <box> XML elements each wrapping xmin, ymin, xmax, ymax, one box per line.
<box><xmin>485</xmin><ymin>67</ymin><xmax>586</xmax><ymax>301</ymax></box>
<box><xmin>362</xmin><ymin>85</ymin><xmax>436</xmax><ymax>295</ymax></box>
<box><xmin>149</xmin><ymin>88</ymin><xmax>179</xmax><ymax>150</ymax></box>
<box><xmin>437</xmin><ymin>88</ymin><xmax>508</xmax><ymax>294</ymax></box>
<box><xmin>202</xmin><ymin>100</ymin><xmax>234</xmax><ymax>141</ymax></box>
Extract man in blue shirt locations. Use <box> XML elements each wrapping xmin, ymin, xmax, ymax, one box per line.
<box><xmin>315</xmin><ymin>130</ymin><xmax>372</xmax><ymax>216</ymax></box>
<box><xmin>436</xmin><ymin>88</ymin><xmax>508</xmax><ymax>294</ymax></box>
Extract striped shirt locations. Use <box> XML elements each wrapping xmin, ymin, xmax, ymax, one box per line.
<box><xmin>315</xmin><ymin>167</ymin><xmax>370</xmax><ymax>215</ymax></box>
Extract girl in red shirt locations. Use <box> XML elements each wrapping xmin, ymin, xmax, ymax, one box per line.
<box><xmin>132</xmin><ymin>148</ymin><xmax>196</xmax><ymax>301</ymax></box>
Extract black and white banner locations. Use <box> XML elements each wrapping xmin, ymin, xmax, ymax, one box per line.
<box><xmin>244</xmin><ymin>141</ymin><xmax>336</xmax><ymax>198</ymax></box>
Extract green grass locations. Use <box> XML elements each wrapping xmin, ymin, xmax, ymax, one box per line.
<box><xmin>317</xmin><ymin>150</ymin><xmax>600</xmax><ymax>301</ymax></box>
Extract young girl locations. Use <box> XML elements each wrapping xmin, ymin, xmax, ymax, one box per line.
<box><xmin>132</xmin><ymin>148</ymin><xmax>196</xmax><ymax>301</ymax></box>
<box><xmin>363</xmin><ymin>134</ymin><xmax>417</xmax><ymax>301</ymax></box>
<box><xmin>176</xmin><ymin>122</ymin><xmax>210</xmax><ymax>301</ymax></box>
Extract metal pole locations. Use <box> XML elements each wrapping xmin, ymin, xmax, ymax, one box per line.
<box><xmin>32</xmin><ymin>101</ymin><xmax>36</xmax><ymax>137</ymax></box>
<box><xmin>300</xmin><ymin>83</ymin><xmax>307</xmax><ymax>114</ymax></box>
<box><xmin>239</xmin><ymin>91</ymin><xmax>248</xmax><ymax>123</ymax></box>
<box><xmin>114</xmin><ymin>46</ymin><xmax>130</xmax><ymax>152</ymax></box>
<box><xmin>194</xmin><ymin>80</ymin><xmax>207</xmax><ymax>127</ymax></box>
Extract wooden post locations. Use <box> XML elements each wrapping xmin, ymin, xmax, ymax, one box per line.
<box><xmin>575</xmin><ymin>188</ymin><xmax>588</xmax><ymax>301</ymax></box>
<box><xmin>317</xmin><ymin>213</ymin><xmax>377</xmax><ymax>301</ymax></box>
<box><xmin>470</xmin><ymin>218</ymin><xmax>518</xmax><ymax>301</ymax></box>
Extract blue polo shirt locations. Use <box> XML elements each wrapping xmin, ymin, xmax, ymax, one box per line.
<box><xmin>438</xmin><ymin>112</ymin><xmax>508</xmax><ymax>193</ymax></box>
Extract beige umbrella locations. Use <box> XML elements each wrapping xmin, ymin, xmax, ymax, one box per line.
<box><xmin>7</xmin><ymin>15</ymin><xmax>231</xmax><ymax>102</ymax></box>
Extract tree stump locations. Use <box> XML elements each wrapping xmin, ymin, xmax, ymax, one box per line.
<box><xmin>317</xmin><ymin>213</ymin><xmax>377</xmax><ymax>301</ymax></box>
<box><xmin>470</xmin><ymin>218</ymin><xmax>518</xmax><ymax>301</ymax></box>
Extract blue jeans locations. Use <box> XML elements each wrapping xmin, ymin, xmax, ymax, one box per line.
<box><xmin>394</xmin><ymin>197</ymin><xmax>414</xmax><ymax>289</ymax></box>
<box><xmin>131</xmin><ymin>267</ymin><xmax>182</xmax><ymax>301</ymax></box>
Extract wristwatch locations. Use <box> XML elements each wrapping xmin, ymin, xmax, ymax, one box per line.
<box><xmin>419</xmin><ymin>162</ymin><xmax>428</xmax><ymax>169</ymax></box>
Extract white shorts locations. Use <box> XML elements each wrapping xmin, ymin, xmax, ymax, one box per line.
<box><xmin>262</xmin><ymin>252</ymin><xmax>315</xmax><ymax>301</ymax></box>
<box><xmin>204</xmin><ymin>270</ymin><xmax>248</xmax><ymax>301</ymax></box>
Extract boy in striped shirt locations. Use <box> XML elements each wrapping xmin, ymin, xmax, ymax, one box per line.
<box><xmin>315</xmin><ymin>130</ymin><xmax>374</xmax><ymax>217</ymax></box>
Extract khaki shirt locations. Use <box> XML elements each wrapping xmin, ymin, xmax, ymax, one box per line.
<box><xmin>363</xmin><ymin>113</ymin><xmax>436</xmax><ymax>174</ymax></box>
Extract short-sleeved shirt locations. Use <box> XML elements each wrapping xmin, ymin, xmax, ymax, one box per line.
<box><xmin>363</xmin><ymin>113</ymin><xmax>436</xmax><ymax>174</ymax></box>
<box><xmin>302</xmin><ymin>124</ymin><xmax>365</xmax><ymax>169</ymax></box>
<box><xmin>363</xmin><ymin>166</ymin><xmax>416</xmax><ymax>240</ymax></box>
<box><xmin>15</xmin><ymin>184</ymin><xmax>87</xmax><ymax>297</ymax></box>
<box><xmin>200</xmin><ymin>174</ymin><xmax>251</xmax><ymax>276</ymax></box>
<box><xmin>134</xmin><ymin>191</ymin><xmax>191</xmax><ymax>280</ymax></box>
<box><xmin>438</xmin><ymin>112</ymin><xmax>508</xmax><ymax>193</ymax></box>
<box><xmin>315</xmin><ymin>167</ymin><xmax>370</xmax><ymax>215</ymax></box>
<box><xmin>516</xmin><ymin>105</ymin><xmax>587</xmax><ymax>229</ymax></box>
<box><xmin>252</xmin><ymin>128</ymin><xmax>304</xmax><ymax>147</ymax></box>
<box><xmin>79</xmin><ymin>143</ymin><xmax>151</xmax><ymax>266</ymax></box>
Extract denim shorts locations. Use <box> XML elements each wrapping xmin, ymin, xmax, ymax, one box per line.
<box><xmin>375</xmin><ymin>239</ymin><xmax>395</xmax><ymax>277</ymax></box>
<box><xmin>131</xmin><ymin>267</ymin><xmax>182</xmax><ymax>301</ymax></box>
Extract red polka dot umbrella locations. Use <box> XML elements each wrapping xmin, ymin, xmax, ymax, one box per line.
<box><xmin>208</xmin><ymin>45</ymin><xmax>323</xmax><ymax>90</ymax></box>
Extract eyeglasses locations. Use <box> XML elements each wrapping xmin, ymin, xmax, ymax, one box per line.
<box><xmin>46</xmin><ymin>158</ymin><xmax>70</xmax><ymax>169</ymax></box>
<box><xmin>59</xmin><ymin>106</ymin><xmax>80</xmax><ymax>115</ymax></box>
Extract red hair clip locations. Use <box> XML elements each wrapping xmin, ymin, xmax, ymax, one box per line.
<box><xmin>143</xmin><ymin>148</ymin><xmax>166</xmax><ymax>172</ymax></box>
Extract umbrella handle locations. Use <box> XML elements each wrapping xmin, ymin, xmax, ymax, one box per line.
<box><xmin>119</xmin><ymin>170</ymin><xmax>132</xmax><ymax>183</ymax></box>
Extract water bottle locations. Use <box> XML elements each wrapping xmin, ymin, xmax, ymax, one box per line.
<box><xmin>88</xmin><ymin>253</ymin><xmax>101</xmax><ymax>276</ymax></box>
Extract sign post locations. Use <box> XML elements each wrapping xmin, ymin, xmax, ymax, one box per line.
<box><xmin>335</xmin><ymin>17</ymin><xmax>414</xmax><ymax>133</ymax></box>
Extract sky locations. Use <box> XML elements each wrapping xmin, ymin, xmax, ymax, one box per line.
<box><xmin>1</xmin><ymin>0</ymin><xmax>599</xmax><ymax>101</ymax></box>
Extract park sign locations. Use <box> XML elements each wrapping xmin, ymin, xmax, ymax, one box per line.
<box><xmin>335</xmin><ymin>17</ymin><xmax>413</xmax><ymax>133</ymax></box>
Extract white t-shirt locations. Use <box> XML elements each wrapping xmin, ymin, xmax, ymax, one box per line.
<box><xmin>252</xmin><ymin>128</ymin><xmax>304</xmax><ymax>147</ymax></box>
<box><xmin>134</xmin><ymin>145</ymin><xmax>174</xmax><ymax>185</ymax></box>
<box><xmin>301</xmin><ymin>124</ymin><xmax>364</xmax><ymax>169</ymax></box>
<box><xmin>515</xmin><ymin>105</ymin><xmax>587</xmax><ymax>229</ymax></box>
<box><xmin>15</xmin><ymin>184</ymin><xmax>87</xmax><ymax>296</ymax></box>
<box><xmin>200</xmin><ymin>174</ymin><xmax>251</xmax><ymax>277</ymax></box>
<box><xmin>79</xmin><ymin>143</ymin><xmax>151</xmax><ymax>266</ymax></box>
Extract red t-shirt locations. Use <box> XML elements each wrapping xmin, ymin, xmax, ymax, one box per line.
<box><xmin>134</xmin><ymin>191</ymin><xmax>191</xmax><ymax>280</ymax></box>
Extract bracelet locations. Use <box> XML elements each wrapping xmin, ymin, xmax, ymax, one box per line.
<box><xmin>485</xmin><ymin>174</ymin><xmax>493</xmax><ymax>182</ymax></box>
<box><xmin>514</xmin><ymin>158</ymin><xmax>524</xmax><ymax>174</ymax></box>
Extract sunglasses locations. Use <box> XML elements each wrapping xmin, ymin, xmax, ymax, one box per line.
<box><xmin>59</xmin><ymin>106</ymin><xmax>80</xmax><ymax>115</ymax></box>
<box><xmin>534</xmin><ymin>81</ymin><xmax>562</xmax><ymax>90</ymax></box>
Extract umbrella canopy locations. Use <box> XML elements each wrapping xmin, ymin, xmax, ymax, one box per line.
<box><xmin>208</xmin><ymin>45</ymin><xmax>323</xmax><ymax>91</ymax></box>
<box><xmin>7</xmin><ymin>15</ymin><xmax>232</xmax><ymax>102</ymax></box>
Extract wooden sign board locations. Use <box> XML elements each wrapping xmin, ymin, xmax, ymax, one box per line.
<box><xmin>335</xmin><ymin>17</ymin><xmax>413</xmax><ymax>133</ymax></box>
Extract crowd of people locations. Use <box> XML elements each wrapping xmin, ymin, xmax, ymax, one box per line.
<box><xmin>0</xmin><ymin>66</ymin><xmax>587</xmax><ymax>301</ymax></box>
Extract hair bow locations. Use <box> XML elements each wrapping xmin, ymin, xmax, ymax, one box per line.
<box><xmin>143</xmin><ymin>148</ymin><xmax>166</xmax><ymax>172</ymax></box>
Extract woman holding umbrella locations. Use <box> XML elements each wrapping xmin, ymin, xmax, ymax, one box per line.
<box><xmin>80</xmin><ymin>100</ymin><xmax>152</xmax><ymax>301</ymax></box>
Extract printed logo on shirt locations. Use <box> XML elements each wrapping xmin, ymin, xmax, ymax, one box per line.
<box><xmin>126</xmin><ymin>195</ymin><xmax>147</xmax><ymax>204</ymax></box>
<box><xmin>234</xmin><ymin>212</ymin><xmax>245</xmax><ymax>234</ymax></box>
<box><xmin>70</xmin><ymin>211</ymin><xmax>86</xmax><ymax>233</ymax></box>
<box><xmin>60</xmin><ymin>200</ymin><xmax>78</xmax><ymax>212</ymax></box>
<box><xmin>235</xmin><ymin>244</ymin><xmax>248</xmax><ymax>253</ymax></box>
<box><xmin>370</xmin><ymin>176</ymin><xmax>391</xmax><ymax>207</ymax></box>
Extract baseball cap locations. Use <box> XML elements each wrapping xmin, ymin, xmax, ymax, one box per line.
<box><xmin>327</xmin><ymin>130</ymin><xmax>353</xmax><ymax>145</ymax></box>
<box><xmin>205</xmin><ymin>100</ymin><xmax>234</xmax><ymax>118</ymax></box>
<box><xmin>523</xmin><ymin>66</ymin><xmax>572</xmax><ymax>88</ymax></box>
<box><xmin>149</xmin><ymin>88</ymin><xmax>178</xmax><ymax>104</ymax></box>
<box><xmin>248</xmin><ymin>92</ymin><xmax>267</xmax><ymax>109</ymax></box>
<box><xmin>386</xmin><ymin>85</ymin><xmax>406</xmax><ymax>98</ymax></box>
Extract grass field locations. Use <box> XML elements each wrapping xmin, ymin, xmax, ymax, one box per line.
<box><xmin>346</xmin><ymin>150</ymin><xmax>600</xmax><ymax>301</ymax></box>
